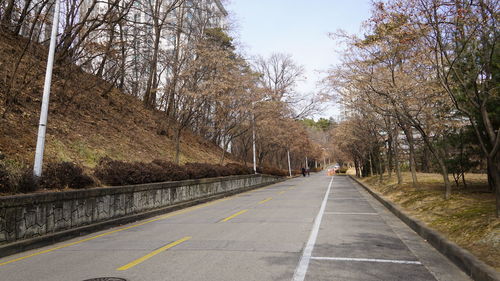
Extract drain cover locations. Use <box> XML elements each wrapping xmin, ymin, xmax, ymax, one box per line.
<box><xmin>83</xmin><ymin>277</ymin><xmax>127</xmax><ymax>281</ymax></box>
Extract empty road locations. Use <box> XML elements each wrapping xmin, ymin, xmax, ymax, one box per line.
<box><xmin>0</xmin><ymin>173</ymin><xmax>471</xmax><ymax>281</ymax></box>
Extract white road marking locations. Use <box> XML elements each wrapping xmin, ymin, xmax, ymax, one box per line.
<box><xmin>328</xmin><ymin>197</ymin><xmax>365</xmax><ymax>200</ymax></box>
<box><xmin>310</xmin><ymin>256</ymin><xmax>422</xmax><ymax>265</ymax></box>
<box><xmin>324</xmin><ymin>212</ymin><xmax>378</xmax><ymax>215</ymax></box>
<box><xmin>292</xmin><ymin>177</ymin><xmax>333</xmax><ymax>281</ymax></box>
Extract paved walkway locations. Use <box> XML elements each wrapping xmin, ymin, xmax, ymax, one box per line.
<box><xmin>0</xmin><ymin>173</ymin><xmax>471</xmax><ymax>280</ymax></box>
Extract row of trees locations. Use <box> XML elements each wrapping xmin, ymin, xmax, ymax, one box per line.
<box><xmin>326</xmin><ymin>0</ymin><xmax>499</xmax><ymax>216</ymax></box>
<box><xmin>0</xmin><ymin>0</ymin><xmax>326</xmax><ymax>171</ymax></box>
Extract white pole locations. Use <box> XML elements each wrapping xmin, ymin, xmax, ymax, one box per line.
<box><xmin>305</xmin><ymin>157</ymin><xmax>308</xmax><ymax>169</ymax></box>
<box><xmin>287</xmin><ymin>150</ymin><xmax>292</xmax><ymax>177</ymax></box>
<box><xmin>252</xmin><ymin>111</ymin><xmax>257</xmax><ymax>174</ymax></box>
<box><xmin>33</xmin><ymin>0</ymin><xmax>60</xmax><ymax>177</ymax></box>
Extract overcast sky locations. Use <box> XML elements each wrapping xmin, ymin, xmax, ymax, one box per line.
<box><xmin>226</xmin><ymin>0</ymin><xmax>373</xmax><ymax>119</ymax></box>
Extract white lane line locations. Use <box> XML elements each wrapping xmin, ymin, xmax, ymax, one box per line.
<box><xmin>292</xmin><ymin>176</ymin><xmax>334</xmax><ymax>281</ymax></box>
<box><xmin>324</xmin><ymin>212</ymin><xmax>378</xmax><ymax>215</ymax></box>
<box><xmin>329</xmin><ymin>198</ymin><xmax>365</xmax><ymax>200</ymax></box>
<box><xmin>310</xmin><ymin>256</ymin><xmax>422</xmax><ymax>265</ymax></box>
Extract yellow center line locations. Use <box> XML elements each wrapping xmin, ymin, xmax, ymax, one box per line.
<box><xmin>0</xmin><ymin>181</ymin><xmax>282</xmax><ymax>266</ymax></box>
<box><xmin>288</xmin><ymin>186</ymin><xmax>295</xmax><ymax>190</ymax></box>
<box><xmin>220</xmin><ymin>209</ymin><xmax>248</xmax><ymax>222</ymax></box>
<box><xmin>0</xmin><ymin>197</ymin><xmax>231</xmax><ymax>267</ymax></box>
<box><xmin>258</xmin><ymin>197</ymin><xmax>273</xmax><ymax>204</ymax></box>
<box><xmin>117</xmin><ymin>236</ymin><xmax>191</xmax><ymax>271</ymax></box>
<box><xmin>278</xmin><ymin>191</ymin><xmax>286</xmax><ymax>194</ymax></box>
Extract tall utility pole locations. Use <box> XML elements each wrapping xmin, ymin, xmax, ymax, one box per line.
<box><xmin>33</xmin><ymin>0</ymin><xmax>60</xmax><ymax>177</ymax></box>
<box><xmin>252</xmin><ymin>111</ymin><xmax>257</xmax><ymax>174</ymax></box>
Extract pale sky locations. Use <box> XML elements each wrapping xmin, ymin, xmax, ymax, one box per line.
<box><xmin>226</xmin><ymin>0</ymin><xmax>373</xmax><ymax>119</ymax></box>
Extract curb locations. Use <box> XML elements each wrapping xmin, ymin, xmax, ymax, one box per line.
<box><xmin>0</xmin><ymin>178</ymin><xmax>285</xmax><ymax>259</ymax></box>
<box><xmin>349</xmin><ymin>176</ymin><xmax>500</xmax><ymax>281</ymax></box>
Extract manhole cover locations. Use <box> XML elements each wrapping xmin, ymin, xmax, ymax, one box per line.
<box><xmin>82</xmin><ymin>278</ymin><xmax>127</xmax><ymax>281</ymax></box>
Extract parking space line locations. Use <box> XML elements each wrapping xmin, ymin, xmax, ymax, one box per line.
<box><xmin>117</xmin><ymin>236</ymin><xmax>191</xmax><ymax>271</ymax></box>
<box><xmin>220</xmin><ymin>209</ymin><xmax>248</xmax><ymax>222</ymax></box>
<box><xmin>310</xmin><ymin>256</ymin><xmax>422</xmax><ymax>265</ymax></box>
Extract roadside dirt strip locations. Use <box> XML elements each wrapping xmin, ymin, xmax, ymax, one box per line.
<box><xmin>0</xmin><ymin>173</ymin><xmax>472</xmax><ymax>281</ymax></box>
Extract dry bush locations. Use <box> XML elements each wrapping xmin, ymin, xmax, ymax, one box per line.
<box><xmin>0</xmin><ymin>164</ymin><xmax>12</xmax><ymax>192</ymax></box>
<box><xmin>225</xmin><ymin>163</ymin><xmax>253</xmax><ymax>175</ymax></box>
<box><xmin>17</xmin><ymin>169</ymin><xmax>39</xmax><ymax>193</ymax></box>
<box><xmin>94</xmin><ymin>157</ymin><xmax>168</xmax><ymax>186</ymax></box>
<box><xmin>184</xmin><ymin>163</ymin><xmax>224</xmax><ymax>179</ymax></box>
<box><xmin>41</xmin><ymin>162</ymin><xmax>95</xmax><ymax>189</ymax></box>
<box><xmin>151</xmin><ymin>160</ymin><xmax>189</xmax><ymax>181</ymax></box>
<box><xmin>261</xmin><ymin>167</ymin><xmax>288</xmax><ymax>177</ymax></box>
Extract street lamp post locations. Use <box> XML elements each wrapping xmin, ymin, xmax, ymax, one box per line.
<box><xmin>33</xmin><ymin>0</ymin><xmax>60</xmax><ymax>177</ymax></box>
<box><xmin>252</xmin><ymin>105</ymin><xmax>257</xmax><ymax>174</ymax></box>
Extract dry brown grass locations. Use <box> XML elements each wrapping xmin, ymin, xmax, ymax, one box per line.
<box><xmin>360</xmin><ymin>172</ymin><xmax>499</xmax><ymax>271</ymax></box>
<box><xmin>0</xmin><ymin>30</ymin><xmax>228</xmax><ymax>172</ymax></box>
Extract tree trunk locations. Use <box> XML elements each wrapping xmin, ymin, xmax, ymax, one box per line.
<box><xmin>417</xmin><ymin>126</ymin><xmax>452</xmax><ymax>200</ymax></box>
<box><xmin>14</xmin><ymin>0</ymin><xmax>32</xmax><ymax>35</ymax></box>
<box><xmin>402</xmin><ymin>124</ymin><xmax>418</xmax><ymax>188</ymax></box>
<box><xmin>369</xmin><ymin>152</ymin><xmax>374</xmax><ymax>177</ymax></box>
<box><xmin>144</xmin><ymin>29</ymin><xmax>161</xmax><ymax>109</ymax></box>
<box><xmin>386</xmin><ymin>138</ymin><xmax>393</xmax><ymax>177</ymax></box>
<box><xmin>487</xmin><ymin>156</ymin><xmax>500</xmax><ymax>217</ymax></box>
<box><xmin>378</xmin><ymin>152</ymin><xmax>384</xmax><ymax>182</ymax></box>
<box><xmin>436</xmin><ymin>156</ymin><xmax>451</xmax><ymax>199</ymax></box>
<box><xmin>96</xmin><ymin>25</ymin><xmax>115</xmax><ymax>78</ymax></box>
<box><xmin>174</xmin><ymin>127</ymin><xmax>182</xmax><ymax>164</ymax></box>
<box><xmin>354</xmin><ymin>159</ymin><xmax>360</xmax><ymax>177</ymax></box>
<box><xmin>1</xmin><ymin>0</ymin><xmax>16</xmax><ymax>30</ymax></box>
<box><xmin>392</xmin><ymin>130</ymin><xmax>403</xmax><ymax>185</ymax></box>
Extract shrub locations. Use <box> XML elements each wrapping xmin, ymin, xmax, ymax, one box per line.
<box><xmin>17</xmin><ymin>169</ymin><xmax>39</xmax><ymax>193</ymax></box>
<box><xmin>41</xmin><ymin>162</ymin><xmax>95</xmax><ymax>189</ymax></box>
<box><xmin>225</xmin><ymin>163</ymin><xmax>253</xmax><ymax>175</ymax></box>
<box><xmin>261</xmin><ymin>167</ymin><xmax>288</xmax><ymax>177</ymax></box>
<box><xmin>184</xmin><ymin>163</ymin><xmax>223</xmax><ymax>179</ymax></box>
<box><xmin>151</xmin><ymin>160</ymin><xmax>189</xmax><ymax>181</ymax></box>
<box><xmin>0</xmin><ymin>164</ymin><xmax>12</xmax><ymax>193</ymax></box>
<box><xmin>95</xmin><ymin>158</ymin><xmax>169</xmax><ymax>186</ymax></box>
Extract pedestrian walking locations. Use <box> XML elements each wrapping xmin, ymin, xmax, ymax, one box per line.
<box><xmin>301</xmin><ymin>167</ymin><xmax>306</xmax><ymax>177</ymax></box>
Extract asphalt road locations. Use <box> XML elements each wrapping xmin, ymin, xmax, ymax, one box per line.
<box><xmin>0</xmin><ymin>173</ymin><xmax>472</xmax><ymax>281</ymax></box>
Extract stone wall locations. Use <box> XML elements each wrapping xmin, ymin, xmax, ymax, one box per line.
<box><xmin>0</xmin><ymin>174</ymin><xmax>279</xmax><ymax>245</ymax></box>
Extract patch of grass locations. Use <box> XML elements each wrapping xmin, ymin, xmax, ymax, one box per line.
<box><xmin>71</xmin><ymin>141</ymin><xmax>106</xmax><ymax>167</ymax></box>
<box><xmin>360</xmin><ymin>172</ymin><xmax>500</xmax><ymax>270</ymax></box>
<box><xmin>48</xmin><ymin>139</ymin><xmax>72</xmax><ymax>162</ymax></box>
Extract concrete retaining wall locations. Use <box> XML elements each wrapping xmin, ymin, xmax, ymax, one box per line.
<box><xmin>0</xmin><ymin>174</ymin><xmax>279</xmax><ymax>247</ymax></box>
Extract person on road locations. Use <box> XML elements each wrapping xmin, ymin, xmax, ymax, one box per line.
<box><xmin>301</xmin><ymin>167</ymin><xmax>306</xmax><ymax>177</ymax></box>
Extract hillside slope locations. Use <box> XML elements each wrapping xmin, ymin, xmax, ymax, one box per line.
<box><xmin>0</xmin><ymin>30</ymin><xmax>226</xmax><ymax>169</ymax></box>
